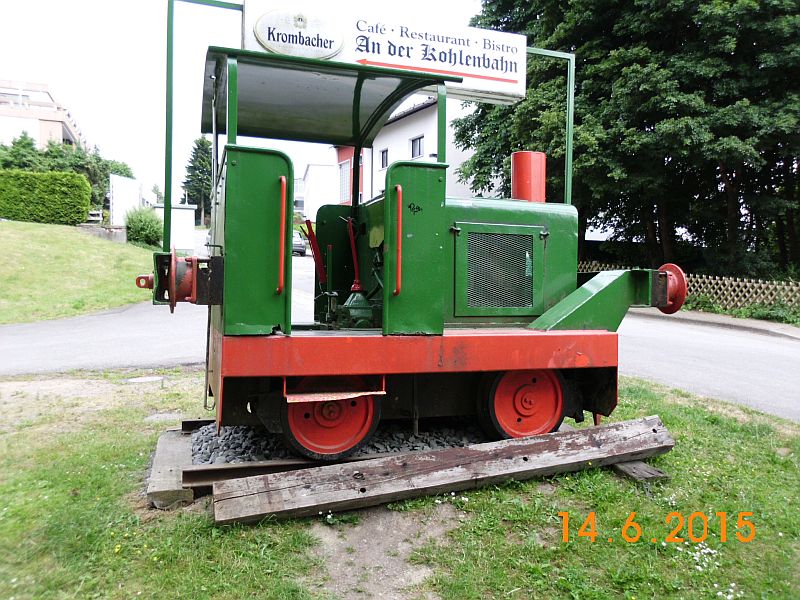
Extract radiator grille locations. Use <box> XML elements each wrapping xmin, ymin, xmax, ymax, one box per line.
<box><xmin>466</xmin><ymin>232</ymin><xmax>533</xmax><ymax>308</ymax></box>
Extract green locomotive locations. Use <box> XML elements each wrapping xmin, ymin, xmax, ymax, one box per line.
<box><xmin>137</xmin><ymin>45</ymin><xmax>686</xmax><ymax>461</ymax></box>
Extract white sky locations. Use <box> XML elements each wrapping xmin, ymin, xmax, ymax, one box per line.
<box><xmin>0</xmin><ymin>0</ymin><xmax>482</xmax><ymax>199</ymax></box>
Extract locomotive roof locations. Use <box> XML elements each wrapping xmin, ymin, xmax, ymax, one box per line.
<box><xmin>201</xmin><ymin>47</ymin><xmax>461</xmax><ymax>148</ymax></box>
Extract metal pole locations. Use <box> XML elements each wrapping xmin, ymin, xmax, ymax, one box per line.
<box><xmin>565</xmin><ymin>55</ymin><xmax>575</xmax><ymax>206</ymax></box>
<box><xmin>437</xmin><ymin>84</ymin><xmax>447</xmax><ymax>163</ymax></box>
<box><xmin>163</xmin><ymin>0</ymin><xmax>175</xmax><ymax>251</ymax></box>
<box><xmin>526</xmin><ymin>47</ymin><xmax>575</xmax><ymax>205</ymax></box>
<box><xmin>163</xmin><ymin>0</ymin><xmax>243</xmax><ymax>252</ymax></box>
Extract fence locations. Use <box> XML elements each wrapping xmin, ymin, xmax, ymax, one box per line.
<box><xmin>578</xmin><ymin>261</ymin><xmax>800</xmax><ymax>310</ymax></box>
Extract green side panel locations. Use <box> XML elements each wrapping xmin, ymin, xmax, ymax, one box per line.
<box><xmin>383</xmin><ymin>162</ymin><xmax>447</xmax><ymax>335</ymax></box>
<box><xmin>530</xmin><ymin>269</ymin><xmax>654</xmax><ymax>332</ymax></box>
<box><xmin>313</xmin><ymin>204</ymin><xmax>353</xmax><ymax>321</ymax></box>
<box><xmin>442</xmin><ymin>199</ymin><xmax>578</xmax><ymax>325</ymax></box>
<box><xmin>453</xmin><ymin>222</ymin><xmax>545</xmax><ymax>317</ymax></box>
<box><xmin>364</xmin><ymin>197</ymin><xmax>385</xmax><ymax>248</ymax></box>
<box><xmin>222</xmin><ymin>145</ymin><xmax>293</xmax><ymax>335</ymax></box>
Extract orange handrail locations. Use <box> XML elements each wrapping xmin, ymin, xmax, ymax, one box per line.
<box><xmin>393</xmin><ymin>184</ymin><xmax>402</xmax><ymax>296</ymax></box>
<box><xmin>276</xmin><ymin>176</ymin><xmax>286</xmax><ymax>295</ymax></box>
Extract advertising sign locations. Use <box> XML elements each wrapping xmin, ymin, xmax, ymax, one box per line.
<box><xmin>243</xmin><ymin>1</ymin><xmax>527</xmax><ymax>104</ymax></box>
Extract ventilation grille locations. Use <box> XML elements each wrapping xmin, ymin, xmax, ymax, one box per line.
<box><xmin>466</xmin><ymin>232</ymin><xmax>533</xmax><ymax>308</ymax></box>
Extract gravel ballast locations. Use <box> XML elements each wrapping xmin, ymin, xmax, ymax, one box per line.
<box><xmin>191</xmin><ymin>421</ymin><xmax>490</xmax><ymax>464</ymax></box>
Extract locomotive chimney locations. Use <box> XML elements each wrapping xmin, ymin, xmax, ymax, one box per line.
<box><xmin>511</xmin><ymin>151</ymin><xmax>546</xmax><ymax>202</ymax></box>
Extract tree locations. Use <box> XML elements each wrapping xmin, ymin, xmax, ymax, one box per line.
<box><xmin>1</xmin><ymin>132</ymin><xmax>41</xmax><ymax>170</ymax></box>
<box><xmin>182</xmin><ymin>137</ymin><xmax>212</xmax><ymax>225</ymax></box>
<box><xmin>151</xmin><ymin>184</ymin><xmax>164</xmax><ymax>203</ymax></box>
<box><xmin>455</xmin><ymin>0</ymin><xmax>800</xmax><ymax>277</ymax></box>
<box><xmin>0</xmin><ymin>136</ymin><xmax>135</xmax><ymax>208</ymax></box>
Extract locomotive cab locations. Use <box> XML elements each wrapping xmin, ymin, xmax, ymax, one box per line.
<box><xmin>137</xmin><ymin>46</ymin><xmax>687</xmax><ymax>461</ymax></box>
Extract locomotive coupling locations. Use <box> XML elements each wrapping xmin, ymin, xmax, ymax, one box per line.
<box><xmin>135</xmin><ymin>247</ymin><xmax>223</xmax><ymax>312</ymax></box>
<box><xmin>657</xmin><ymin>263</ymin><xmax>688</xmax><ymax>314</ymax></box>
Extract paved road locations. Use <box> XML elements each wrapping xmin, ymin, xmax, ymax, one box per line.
<box><xmin>0</xmin><ymin>255</ymin><xmax>315</xmax><ymax>375</ymax></box>
<box><xmin>2</xmin><ymin>256</ymin><xmax>798</xmax><ymax>421</ymax></box>
<box><xmin>619</xmin><ymin>312</ymin><xmax>800</xmax><ymax>421</ymax></box>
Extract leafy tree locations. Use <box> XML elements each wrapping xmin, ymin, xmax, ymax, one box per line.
<box><xmin>106</xmin><ymin>159</ymin><xmax>134</xmax><ymax>179</ymax></box>
<box><xmin>182</xmin><ymin>137</ymin><xmax>212</xmax><ymax>225</ymax></box>
<box><xmin>1</xmin><ymin>132</ymin><xmax>41</xmax><ymax>170</ymax></box>
<box><xmin>456</xmin><ymin>0</ymin><xmax>800</xmax><ymax>277</ymax></box>
<box><xmin>151</xmin><ymin>184</ymin><xmax>164</xmax><ymax>203</ymax></box>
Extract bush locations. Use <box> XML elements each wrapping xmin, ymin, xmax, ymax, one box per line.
<box><xmin>0</xmin><ymin>169</ymin><xmax>91</xmax><ymax>225</ymax></box>
<box><xmin>682</xmin><ymin>293</ymin><xmax>723</xmax><ymax>313</ymax></box>
<box><xmin>732</xmin><ymin>302</ymin><xmax>800</xmax><ymax>326</ymax></box>
<box><xmin>125</xmin><ymin>207</ymin><xmax>162</xmax><ymax>247</ymax></box>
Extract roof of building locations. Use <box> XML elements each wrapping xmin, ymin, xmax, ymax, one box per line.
<box><xmin>385</xmin><ymin>96</ymin><xmax>437</xmax><ymax>126</ymax></box>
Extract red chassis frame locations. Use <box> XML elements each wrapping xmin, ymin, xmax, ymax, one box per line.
<box><xmin>208</xmin><ymin>328</ymin><xmax>618</xmax><ymax>427</ymax></box>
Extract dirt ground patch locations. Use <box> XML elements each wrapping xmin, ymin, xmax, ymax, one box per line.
<box><xmin>0</xmin><ymin>378</ymin><xmax>121</xmax><ymax>433</ymax></box>
<box><xmin>307</xmin><ymin>504</ymin><xmax>463</xmax><ymax>600</ymax></box>
<box><xmin>0</xmin><ymin>368</ymin><xmax>203</xmax><ymax>435</ymax></box>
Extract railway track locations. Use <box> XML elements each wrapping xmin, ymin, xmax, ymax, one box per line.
<box><xmin>147</xmin><ymin>417</ymin><xmax>673</xmax><ymax>521</ymax></box>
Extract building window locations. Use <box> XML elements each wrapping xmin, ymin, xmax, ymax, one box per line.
<box><xmin>380</xmin><ymin>148</ymin><xmax>388</xmax><ymax>169</ymax></box>
<box><xmin>411</xmin><ymin>136</ymin><xmax>424</xmax><ymax>158</ymax></box>
<box><xmin>338</xmin><ymin>159</ymin><xmax>350</xmax><ymax>203</ymax></box>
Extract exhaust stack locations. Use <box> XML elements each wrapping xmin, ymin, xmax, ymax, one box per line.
<box><xmin>511</xmin><ymin>151</ymin><xmax>546</xmax><ymax>202</ymax></box>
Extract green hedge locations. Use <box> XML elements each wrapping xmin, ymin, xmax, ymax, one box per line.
<box><xmin>0</xmin><ymin>169</ymin><xmax>91</xmax><ymax>225</ymax></box>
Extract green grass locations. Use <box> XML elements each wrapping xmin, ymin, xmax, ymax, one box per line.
<box><xmin>684</xmin><ymin>293</ymin><xmax>800</xmax><ymax>326</ymax></box>
<box><xmin>413</xmin><ymin>382</ymin><xmax>800</xmax><ymax>599</ymax></box>
<box><xmin>0</xmin><ymin>369</ymin><xmax>318</xmax><ymax>599</ymax></box>
<box><xmin>0</xmin><ymin>220</ymin><xmax>154</xmax><ymax>324</ymax></box>
<box><xmin>0</xmin><ymin>369</ymin><xmax>797</xmax><ymax>599</ymax></box>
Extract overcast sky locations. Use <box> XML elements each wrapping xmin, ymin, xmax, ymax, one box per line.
<box><xmin>0</xmin><ymin>0</ymin><xmax>481</xmax><ymax>199</ymax></box>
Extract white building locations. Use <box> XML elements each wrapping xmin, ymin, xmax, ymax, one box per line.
<box><xmin>294</xmin><ymin>160</ymin><xmax>338</xmax><ymax>222</ymax></box>
<box><xmin>0</xmin><ymin>81</ymin><xmax>85</xmax><ymax>148</ymax></box>
<box><xmin>364</xmin><ymin>96</ymin><xmax>476</xmax><ymax>200</ymax></box>
<box><xmin>331</xmin><ymin>95</ymin><xmax>478</xmax><ymax>216</ymax></box>
<box><xmin>108</xmin><ymin>174</ymin><xmax>142</xmax><ymax>227</ymax></box>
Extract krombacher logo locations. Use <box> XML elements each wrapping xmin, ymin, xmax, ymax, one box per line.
<box><xmin>254</xmin><ymin>10</ymin><xmax>344</xmax><ymax>59</ymax></box>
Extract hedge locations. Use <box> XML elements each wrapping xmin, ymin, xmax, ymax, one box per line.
<box><xmin>0</xmin><ymin>169</ymin><xmax>91</xmax><ymax>225</ymax></box>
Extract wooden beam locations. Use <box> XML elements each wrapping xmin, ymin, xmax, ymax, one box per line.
<box><xmin>558</xmin><ymin>424</ymin><xmax>670</xmax><ymax>482</ymax></box>
<box><xmin>147</xmin><ymin>429</ymin><xmax>194</xmax><ymax>509</ymax></box>
<box><xmin>183</xmin><ymin>452</ymin><xmax>394</xmax><ymax>492</ymax></box>
<box><xmin>213</xmin><ymin>416</ymin><xmax>674</xmax><ymax>524</ymax></box>
<box><xmin>611</xmin><ymin>461</ymin><xmax>669</xmax><ymax>482</ymax></box>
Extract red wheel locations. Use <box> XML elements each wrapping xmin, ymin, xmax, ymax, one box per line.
<box><xmin>478</xmin><ymin>370</ymin><xmax>564</xmax><ymax>439</ymax></box>
<box><xmin>281</xmin><ymin>395</ymin><xmax>380</xmax><ymax>461</ymax></box>
<box><xmin>658</xmin><ymin>263</ymin><xmax>687</xmax><ymax>314</ymax></box>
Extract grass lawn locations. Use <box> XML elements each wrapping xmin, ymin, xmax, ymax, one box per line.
<box><xmin>0</xmin><ymin>220</ymin><xmax>154</xmax><ymax>324</ymax></box>
<box><xmin>0</xmin><ymin>369</ymin><xmax>797</xmax><ymax>599</ymax></box>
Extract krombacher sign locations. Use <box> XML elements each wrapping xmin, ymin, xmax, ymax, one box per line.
<box><xmin>242</xmin><ymin>1</ymin><xmax>527</xmax><ymax>104</ymax></box>
<box><xmin>253</xmin><ymin>10</ymin><xmax>344</xmax><ymax>60</ymax></box>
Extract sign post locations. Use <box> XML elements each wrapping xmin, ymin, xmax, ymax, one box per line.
<box><xmin>162</xmin><ymin>0</ymin><xmax>577</xmax><ymax>235</ymax></box>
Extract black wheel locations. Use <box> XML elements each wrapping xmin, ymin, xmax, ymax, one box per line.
<box><xmin>477</xmin><ymin>370</ymin><xmax>565</xmax><ymax>440</ymax></box>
